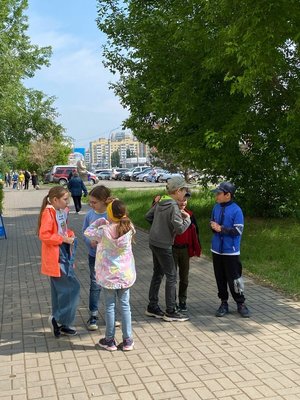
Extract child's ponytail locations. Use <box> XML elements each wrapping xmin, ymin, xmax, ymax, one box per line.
<box><xmin>108</xmin><ymin>200</ymin><xmax>134</xmax><ymax>238</ymax></box>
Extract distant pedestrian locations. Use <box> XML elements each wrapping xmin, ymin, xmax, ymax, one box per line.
<box><xmin>82</xmin><ymin>185</ymin><xmax>112</xmax><ymax>331</ymax></box>
<box><xmin>84</xmin><ymin>200</ymin><xmax>136</xmax><ymax>351</ymax></box>
<box><xmin>12</xmin><ymin>171</ymin><xmax>18</xmax><ymax>189</ymax></box>
<box><xmin>38</xmin><ymin>186</ymin><xmax>80</xmax><ymax>337</ymax></box>
<box><xmin>31</xmin><ymin>171</ymin><xmax>39</xmax><ymax>189</ymax></box>
<box><xmin>210</xmin><ymin>182</ymin><xmax>250</xmax><ymax>318</ymax></box>
<box><xmin>18</xmin><ymin>171</ymin><xmax>25</xmax><ymax>190</ymax></box>
<box><xmin>67</xmin><ymin>171</ymin><xmax>88</xmax><ymax>213</ymax></box>
<box><xmin>5</xmin><ymin>172</ymin><xmax>11</xmax><ymax>187</ymax></box>
<box><xmin>24</xmin><ymin>170</ymin><xmax>31</xmax><ymax>190</ymax></box>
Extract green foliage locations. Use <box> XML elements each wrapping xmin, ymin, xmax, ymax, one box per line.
<box><xmin>97</xmin><ymin>0</ymin><xmax>300</xmax><ymax>216</ymax></box>
<box><xmin>0</xmin><ymin>0</ymin><xmax>64</xmax><ymax>145</ymax></box>
<box><xmin>111</xmin><ymin>150</ymin><xmax>120</xmax><ymax>167</ymax></box>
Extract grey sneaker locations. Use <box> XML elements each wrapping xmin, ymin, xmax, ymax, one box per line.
<box><xmin>215</xmin><ymin>302</ymin><xmax>229</xmax><ymax>317</ymax></box>
<box><xmin>237</xmin><ymin>303</ymin><xmax>250</xmax><ymax>318</ymax></box>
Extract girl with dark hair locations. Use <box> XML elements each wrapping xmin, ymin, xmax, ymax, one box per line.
<box><xmin>84</xmin><ymin>200</ymin><xmax>136</xmax><ymax>351</ymax></box>
<box><xmin>38</xmin><ymin>186</ymin><xmax>80</xmax><ymax>337</ymax></box>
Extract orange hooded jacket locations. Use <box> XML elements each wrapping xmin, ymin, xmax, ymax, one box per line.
<box><xmin>39</xmin><ymin>205</ymin><xmax>74</xmax><ymax>277</ymax></box>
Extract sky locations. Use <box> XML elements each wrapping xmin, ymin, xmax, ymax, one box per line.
<box><xmin>25</xmin><ymin>0</ymin><xmax>129</xmax><ymax>149</ymax></box>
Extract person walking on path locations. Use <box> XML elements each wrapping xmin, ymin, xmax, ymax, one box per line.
<box><xmin>38</xmin><ymin>186</ymin><xmax>80</xmax><ymax>337</ymax></box>
<box><xmin>31</xmin><ymin>171</ymin><xmax>39</xmax><ymax>189</ymax></box>
<box><xmin>82</xmin><ymin>185</ymin><xmax>111</xmax><ymax>331</ymax></box>
<box><xmin>210</xmin><ymin>181</ymin><xmax>250</xmax><ymax>318</ymax></box>
<box><xmin>173</xmin><ymin>197</ymin><xmax>201</xmax><ymax>313</ymax></box>
<box><xmin>145</xmin><ymin>176</ymin><xmax>192</xmax><ymax>322</ymax></box>
<box><xmin>12</xmin><ymin>171</ymin><xmax>18</xmax><ymax>189</ymax></box>
<box><xmin>68</xmin><ymin>171</ymin><xmax>88</xmax><ymax>213</ymax></box>
<box><xmin>84</xmin><ymin>200</ymin><xmax>136</xmax><ymax>351</ymax></box>
<box><xmin>24</xmin><ymin>170</ymin><xmax>31</xmax><ymax>190</ymax></box>
<box><xmin>18</xmin><ymin>171</ymin><xmax>24</xmax><ymax>190</ymax></box>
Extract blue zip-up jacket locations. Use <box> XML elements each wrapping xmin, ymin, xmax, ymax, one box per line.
<box><xmin>211</xmin><ymin>201</ymin><xmax>244</xmax><ymax>255</ymax></box>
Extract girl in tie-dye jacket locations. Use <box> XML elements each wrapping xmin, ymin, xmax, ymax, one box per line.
<box><xmin>84</xmin><ymin>199</ymin><xmax>136</xmax><ymax>351</ymax></box>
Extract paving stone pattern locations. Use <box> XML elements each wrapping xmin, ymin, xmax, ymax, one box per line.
<box><xmin>0</xmin><ymin>189</ymin><xmax>300</xmax><ymax>400</ymax></box>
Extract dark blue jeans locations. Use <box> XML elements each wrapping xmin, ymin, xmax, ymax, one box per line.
<box><xmin>148</xmin><ymin>244</ymin><xmax>177</xmax><ymax>314</ymax></box>
<box><xmin>88</xmin><ymin>255</ymin><xmax>101</xmax><ymax>315</ymax></box>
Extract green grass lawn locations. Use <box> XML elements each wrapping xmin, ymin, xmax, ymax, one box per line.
<box><xmin>109</xmin><ymin>188</ymin><xmax>300</xmax><ymax>299</ymax></box>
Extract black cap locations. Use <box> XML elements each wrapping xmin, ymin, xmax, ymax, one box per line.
<box><xmin>212</xmin><ymin>182</ymin><xmax>236</xmax><ymax>195</ymax></box>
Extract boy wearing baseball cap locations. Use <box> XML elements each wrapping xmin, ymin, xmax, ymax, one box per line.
<box><xmin>145</xmin><ymin>176</ymin><xmax>192</xmax><ymax>322</ymax></box>
<box><xmin>210</xmin><ymin>182</ymin><xmax>250</xmax><ymax>318</ymax></box>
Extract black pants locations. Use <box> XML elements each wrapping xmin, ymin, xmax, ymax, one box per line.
<box><xmin>72</xmin><ymin>196</ymin><xmax>82</xmax><ymax>212</ymax></box>
<box><xmin>148</xmin><ymin>245</ymin><xmax>177</xmax><ymax>313</ymax></box>
<box><xmin>24</xmin><ymin>179</ymin><xmax>29</xmax><ymax>190</ymax></box>
<box><xmin>173</xmin><ymin>247</ymin><xmax>190</xmax><ymax>303</ymax></box>
<box><xmin>212</xmin><ymin>253</ymin><xmax>245</xmax><ymax>304</ymax></box>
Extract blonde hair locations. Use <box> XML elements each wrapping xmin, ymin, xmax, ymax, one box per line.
<box><xmin>110</xmin><ymin>200</ymin><xmax>133</xmax><ymax>238</ymax></box>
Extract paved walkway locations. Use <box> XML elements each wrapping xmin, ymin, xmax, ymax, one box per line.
<box><xmin>0</xmin><ymin>188</ymin><xmax>300</xmax><ymax>400</ymax></box>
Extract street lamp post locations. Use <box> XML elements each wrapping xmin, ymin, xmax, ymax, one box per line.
<box><xmin>108</xmin><ymin>126</ymin><xmax>120</xmax><ymax>169</ymax></box>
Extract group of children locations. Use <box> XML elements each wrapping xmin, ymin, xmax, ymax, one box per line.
<box><xmin>38</xmin><ymin>177</ymin><xmax>250</xmax><ymax>351</ymax></box>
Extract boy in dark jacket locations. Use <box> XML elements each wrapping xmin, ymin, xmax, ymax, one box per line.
<box><xmin>210</xmin><ymin>182</ymin><xmax>250</xmax><ymax>318</ymax></box>
<box><xmin>145</xmin><ymin>176</ymin><xmax>191</xmax><ymax>322</ymax></box>
<box><xmin>173</xmin><ymin>198</ymin><xmax>201</xmax><ymax>313</ymax></box>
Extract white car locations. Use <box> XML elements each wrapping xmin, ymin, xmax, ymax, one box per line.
<box><xmin>157</xmin><ymin>172</ymin><xmax>184</xmax><ymax>183</ymax></box>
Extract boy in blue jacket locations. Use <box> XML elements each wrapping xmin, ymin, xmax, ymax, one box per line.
<box><xmin>210</xmin><ymin>182</ymin><xmax>250</xmax><ymax>318</ymax></box>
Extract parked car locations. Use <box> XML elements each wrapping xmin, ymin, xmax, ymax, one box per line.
<box><xmin>43</xmin><ymin>171</ymin><xmax>51</xmax><ymax>184</ymax></box>
<box><xmin>157</xmin><ymin>172</ymin><xmax>184</xmax><ymax>183</ymax></box>
<box><xmin>123</xmin><ymin>166</ymin><xmax>150</xmax><ymax>181</ymax></box>
<box><xmin>50</xmin><ymin>165</ymin><xmax>98</xmax><ymax>186</ymax></box>
<box><xmin>116</xmin><ymin>169</ymin><xmax>129</xmax><ymax>180</ymax></box>
<box><xmin>133</xmin><ymin>167</ymin><xmax>152</xmax><ymax>181</ymax></box>
<box><xmin>111</xmin><ymin>168</ymin><xmax>129</xmax><ymax>180</ymax></box>
<box><xmin>136</xmin><ymin>168</ymin><xmax>165</xmax><ymax>182</ymax></box>
<box><xmin>97</xmin><ymin>171</ymin><xmax>112</xmax><ymax>180</ymax></box>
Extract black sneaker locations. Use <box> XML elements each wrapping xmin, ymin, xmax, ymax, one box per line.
<box><xmin>237</xmin><ymin>303</ymin><xmax>250</xmax><ymax>318</ymax></box>
<box><xmin>215</xmin><ymin>302</ymin><xmax>229</xmax><ymax>317</ymax></box>
<box><xmin>60</xmin><ymin>326</ymin><xmax>77</xmax><ymax>336</ymax></box>
<box><xmin>145</xmin><ymin>306</ymin><xmax>165</xmax><ymax>319</ymax></box>
<box><xmin>179</xmin><ymin>302</ymin><xmax>188</xmax><ymax>312</ymax></box>
<box><xmin>48</xmin><ymin>316</ymin><xmax>61</xmax><ymax>338</ymax></box>
<box><xmin>163</xmin><ymin>310</ymin><xmax>189</xmax><ymax>322</ymax></box>
<box><xmin>87</xmin><ymin>316</ymin><xmax>99</xmax><ymax>331</ymax></box>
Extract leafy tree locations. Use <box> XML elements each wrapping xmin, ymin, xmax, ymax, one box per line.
<box><xmin>97</xmin><ymin>0</ymin><xmax>300</xmax><ymax>216</ymax></box>
<box><xmin>0</xmin><ymin>0</ymin><xmax>64</xmax><ymax>145</ymax></box>
<box><xmin>111</xmin><ymin>150</ymin><xmax>120</xmax><ymax>167</ymax></box>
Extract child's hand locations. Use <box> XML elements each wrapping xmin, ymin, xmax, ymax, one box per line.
<box><xmin>181</xmin><ymin>210</ymin><xmax>190</xmax><ymax>219</ymax></box>
<box><xmin>63</xmin><ymin>236</ymin><xmax>75</xmax><ymax>245</ymax></box>
<box><xmin>210</xmin><ymin>221</ymin><xmax>222</xmax><ymax>232</ymax></box>
<box><xmin>90</xmin><ymin>240</ymin><xmax>98</xmax><ymax>248</ymax></box>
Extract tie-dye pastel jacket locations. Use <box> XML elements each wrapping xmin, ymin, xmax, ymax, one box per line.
<box><xmin>84</xmin><ymin>218</ymin><xmax>136</xmax><ymax>289</ymax></box>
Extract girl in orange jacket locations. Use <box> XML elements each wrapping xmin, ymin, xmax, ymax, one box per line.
<box><xmin>38</xmin><ymin>186</ymin><xmax>80</xmax><ymax>338</ymax></box>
